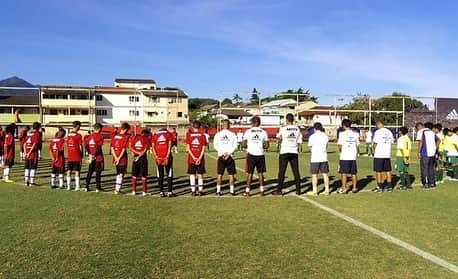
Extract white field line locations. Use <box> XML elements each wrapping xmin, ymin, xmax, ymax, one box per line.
<box><xmin>296</xmin><ymin>195</ymin><xmax>458</xmax><ymax>274</ymax></box>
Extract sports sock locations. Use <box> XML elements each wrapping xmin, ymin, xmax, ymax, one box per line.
<box><xmin>142</xmin><ymin>178</ymin><xmax>147</xmax><ymax>193</ymax></box>
<box><xmin>66</xmin><ymin>176</ymin><xmax>71</xmax><ymax>189</ymax></box>
<box><xmin>24</xmin><ymin>169</ymin><xmax>30</xmax><ymax>184</ymax></box>
<box><xmin>190</xmin><ymin>174</ymin><xmax>196</xmax><ymax>192</ymax></box>
<box><xmin>3</xmin><ymin>167</ymin><xmax>9</xmax><ymax>179</ymax></box>
<box><xmin>51</xmin><ymin>173</ymin><xmax>56</xmax><ymax>186</ymax></box>
<box><xmin>59</xmin><ymin>174</ymin><xmax>64</xmax><ymax>188</ymax></box>
<box><xmin>75</xmin><ymin>176</ymin><xmax>80</xmax><ymax>189</ymax></box>
<box><xmin>245</xmin><ymin>187</ymin><xmax>250</xmax><ymax>193</ymax></box>
<box><xmin>260</xmin><ymin>185</ymin><xmax>264</xmax><ymax>192</ymax></box>
<box><xmin>216</xmin><ymin>185</ymin><xmax>221</xmax><ymax>193</ymax></box>
<box><xmin>30</xmin><ymin>169</ymin><xmax>36</xmax><ymax>184</ymax></box>
<box><xmin>132</xmin><ymin>177</ymin><xmax>137</xmax><ymax>192</ymax></box>
<box><xmin>230</xmin><ymin>185</ymin><xmax>234</xmax><ymax>193</ymax></box>
<box><xmin>115</xmin><ymin>175</ymin><xmax>123</xmax><ymax>192</ymax></box>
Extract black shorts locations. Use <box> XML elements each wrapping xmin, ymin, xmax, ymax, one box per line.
<box><xmin>0</xmin><ymin>149</ymin><xmax>3</xmax><ymax>156</ymax></box>
<box><xmin>4</xmin><ymin>159</ymin><xmax>14</xmax><ymax>168</ymax></box>
<box><xmin>339</xmin><ymin>160</ymin><xmax>357</xmax><ymax>175</ymax></box>
<box><xmin>187</xmin><ymin>158</ymin><xmax>206</xmax><ymax>174</ymax></box>
<box><xmin>132</xmin><ymin>155</ymin><xmax>148</xmax><ymax>178</ymax></box>
<box><xmin>67</xmin><ymin>161</ymin><xmax>82</xmax><ymax>172</ymax></box>
<box><xmin>217</xmin><ymin>156</ymin><xmax>236</xmax><ymax>176</ymax></box>
<box><xmin>374</xmin><ymin>158</ymin><xmax>392</xmax><ymax>172</ymax></box>
<box><xmin>52</xmin><ymin>166</ymin><xmax>65</xmax><ymax>174</ymax></box>
<box><xmin>24</xmin><ymin>159</ymin><xmax>38</xmax><ymax>170</ymax></box>
<box><xmin>245</xmin><ymin>154</ymin><xmax>266</xmax><ymax>174</ymax></box>
<box><xmin>310</xmin><ymin>162</ymin><xmax>329</xmax><ymax>174</ymax></box>
<box><xmin>89</xmin><ymin>161</ymin><xmax>104</xmax><ymax>172</ymax></box>
<box><xmin>116</xmin><ymin>165</ymin><xmax>127</xmax><ymax>175</ymax></box>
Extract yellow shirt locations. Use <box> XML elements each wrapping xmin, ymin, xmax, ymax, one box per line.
<box><xmin>437</xmin><ymin>133</ymin><xmax>445</xmax><ymax>152</ymax></box>
<box><xmin>444</xmin><ymin>134</ymin><xmax>458</xmax><ymax>153</ymax></box>
<box><xmin>396</xmin><ymin>135</ymin><xmax>411</xmax><ymax>158</ymax></box>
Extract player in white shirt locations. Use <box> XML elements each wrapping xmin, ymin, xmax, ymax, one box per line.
<box><xmin>307</xmin><ymin>123</ymin><xmax>330</xmax><ymax>196</ymax></box>
<box><xmin>416</xmin><ymin>122</ymin><xmax>440</xmax><ymax>189</ymax></box>
<box><xmin>372</xmin><ymin>120</ymin><xmax>394</xmax><ymax>192</ymax></box>
<box><xmin>213</xmin><ymin>119</ymin><xmax>238</xmax><ymax>195</ymax></box>
<box><xmin>273</xmin><ymin>113</ymin><xmax>303</xmax><ymax>196</ymax></box>
<box><xmin>337</xmin><ymin>119</ymin><xmax>360</xmax><ymax>194</ymax></box>
<box><xmin>242</xmin><ymin>116</ymin><xmax>269</xmax><ymax>197</ymax></box>
<box><xmin>365</xmin><ymin>129</ymin><xmax>373</xmax><ymax>156</ymax></box>
<box><xmin>236</xmin><ymin>129</ymin><xmax>244</xmax><ymax>152</ymax></box>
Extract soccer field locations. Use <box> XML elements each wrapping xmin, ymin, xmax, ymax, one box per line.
<box><xmin>0</xmin><ymin>142</ymin><xmax>457</xmax><ymax>278</ymax></box>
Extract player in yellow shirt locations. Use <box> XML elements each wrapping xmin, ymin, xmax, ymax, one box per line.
<box><xmin>444</xmin><ymin>128</ymin><xmax>458</xmax><ymax>181</ymax></box>
<box><xmin>433</xmin><ymin>124</ymin><xmax>445</xmax><ymax>184</ymax></box>
<box><xmin>396</xmin><ymin>127</ymin><xmax>412</xmax><ymax>190</ymax></box>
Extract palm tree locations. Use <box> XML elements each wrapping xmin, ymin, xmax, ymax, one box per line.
<box><xmin>232</xmin><ymin>93</ymin><xmax>243</xmax><ymax>104</ymax></box>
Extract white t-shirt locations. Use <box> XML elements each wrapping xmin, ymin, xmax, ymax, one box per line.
<box><xmin>243</xmin><ymin>127</ymin><xmax>268</xmax><ymax>156</ymax></box>
<box><xmin>418</xmin><ymin>128</ymin><xmax>438</xmax><ymax>157</ymax></box>
<box><xmin>308</xmin><ymin>131</ymin><xmax>328</xmax><ymax>163</ymax></box>
<box><xmin>365</xmin><ymin>130</ymin><xmax>373</xmax><ymax>143</ymax></box>
<box><xmin>373</xmin><ymin>127</ymin><xmax>394</xmax><ymax>159</ymax></box>
<box><xmin>213</xmin><ymin>129</ymin><xmax>238</xmax><ymax>157</ymax></box>
<box><xmin>277</xmin><ymin>125</ymin><xmax>303</xmax><ymax>154</ymax></box>
<box><xmin>338</xmin><ymin>129</ymin><xmax>360</xmax><ymax>160</ymax></box>
<box><xmin>237</xmin><ymin>132</ymin><xmax>244</xmax><ymax>142</ymax></box>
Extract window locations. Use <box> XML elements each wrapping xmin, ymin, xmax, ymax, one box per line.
<box><xmin>147</xmin><ymin>111</ymin><xmax>159</xmax><ymax>117</ymax></box>
<box><xmin>168</xmin><ymin>97</ymin><xmax>182</xmax><ymax>104</ymax></box>
<box><xmin>96</xmin><ymin>95</ymin><xmax>103</xmax><ymax>101</ymax></box>
<box><xmin>129</xmin><ymin>96</ymin><xmax>140</xmax><ymax>102</ymax></box>
<box><xmin>177</xmin><ymin>112</ymin><xmax>183</xmax><ymax>118</ymax></box>
<box><xmin>70</xmin><ymin>94</ymin><xmax>89</xmax><ymax>100</ymax></box>
<box><xmin>96</xmin><ymin>109</ymin><xmax>107</xmax><ymax>116</ymax></box>
<box><xmin>129</xmin><ymin>110</ymin><xmax>139</xmax><ymax>116</ymax></box>
<box><xmin>69</xmin><ymin>109</ymin><xmax>89</xmax><ymax>115</ymax></box>
<box><xmin>48</xmin><ymin>109</ymin><xmax>68</xmax><ymax>115</ymax></box>
<box><xmin>149</xmin><ymin>96</ymin><xmax>160</xmax><ymax>103</ymax></box>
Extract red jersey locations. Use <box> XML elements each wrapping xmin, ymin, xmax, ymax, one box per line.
<box><xmin>49</xmin><ymin>137</ymin><xmax>65</xmax><ymax>168</ymax></box>
<box><xmin>66</xmin><ymin>132</ymin><xmax>83</xmax><ymax>162</ymax></box>
<box><xmin>24</xmin><ymin>130</ymin><xmax>40</xmax><ymax>160</ymax></box>
<box><xmin>3</xmin><ymin>133</ymin><xmax>15</xmax><ymax>161</ymax></box>
<box><xmin>131</xmin><ymin>135</ymin><xmax>150</xmax><ymax>156</ymax></box>
<box><xmin>19</xmin><ymin>130</ymin><xmax>28</xmax><ymax>152</ymax></box>
<box><xmin>0</xmin><ymin>130</ymin><xmax>5</xmax><ymax>148</ymax></box>
<box><xmin>171</xmin><ymin>131</ymin><xmax>178</xmax><ymax>145</ymax></box>
<box><xmin>152</xmin><ymin>130</ymin><xmax>172</xmax><ymax>158</ymax></box>
<box><xmin>85</xmin><ymin>133</ymin><xmax>104</xmax><ymax>162</ymax></box>
<box><xmin>111</xmin><ymin>133</ymin><xmax>129</xmax><ymax>166</ymax></box>
<box><xmin>185</xmin><ymin>130</ymin><xmax>207</xmax><ymax>164</ymax></box>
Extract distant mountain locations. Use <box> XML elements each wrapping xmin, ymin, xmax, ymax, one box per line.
<box><xmin>0</xmin><ymin>76</ymin><xmax>35</xmax><ymax>87</ymax></box>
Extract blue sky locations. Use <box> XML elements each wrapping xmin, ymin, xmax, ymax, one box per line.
<box><xmin>1</xmin><ymin>0</ymin><xmax>458</xmax><ymax>104</ymax></box>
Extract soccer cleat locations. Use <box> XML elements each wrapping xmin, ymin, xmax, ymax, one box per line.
<box><xmin>82</xmin><ymin>188</ymin><xmax>88</xmax><ymax>192</ymax></box>
<box><xmin>373</xmin><ymin>187</ymin><xmax>383</xmax><ymax>193</ymax></box>
<box><xmin>243</xmin><ymin>192</ymin><xmax>250</xmax><ymax>197</ymax></box>
<box><xmin>295</xmin><ymin>190</ymin><xmax>301</xmax><ymax>195</ymax></box>
<box><xmin>74</xmin><ymin>187</ymin><xmax>80</xmax><ymax>192</ymax></box>
<box><xmin>114</xmin><ymin>190</ymin><xmax>120</xmax><ymax>195</ymax></box>
<box><xmin>95</xmin><ymin>189</ymin><xmax>100</xmax><ymax>193</ymax></box>
<box><xmin>167</xmin><ymin>192</ymin><xmax>176</xmax><ymax>198</ymax></box>
<box><xmin>386</xmin><ymin>187</ymin><xmax>393</xmax><ymax>192</ymax></box>
<box><xmin>197</xmin><ymin>191</ymin><xmax>203</xmax><ymax>197</ymax></box>
<box><xmin>230</xmin><ymin>192</ymin><xmax>236</xmax><ymax>196</ymax></box>
<box><xmin>191</xmin><ymin>191</ymin><xmax>196</xmax><ymax>197</ymax></box>
<box><xmin>131</xmin><ymin>191</ymin><xmax>136</xmax><ymax>196</ymax></box>
<box><xmin>323</xmin><ymin>191</ymin><xmax>330</xmax><ymax>196</ymax></box>
<box><xmin>142</xmin><ymin>192</ymin><xmax>148</xmax><ymax>197</ymax></box>
<box><xmin>3</xmin><ymin>179</ymin><xmax>14</xmax><ymax>183</ymax></box>
<box><xmin>159</xmin><ymin>192</ymin><xmax>166</xmax><ymax>198</ymax></box>
<box><xmin>337</xmin><ymin>189</ymin><xmax>348</xmax><ymax>194</ymax></box>
<box><xmin>306</xmin><ymin>191</ymin><xmax>318</xmax><ymax>196</ymax></box>
<box><xmin>351</xmin><ymin>188</ymin><xmax>359</xmax><ymax>194</ymax></box>
<box><xmin>216</xmin><ymin>191</ymin><xmax>222</xmax><ymax>196</ymax></box>
<box><xmin>271</xmin><ymin>190</ymin><xmax>283</xmax><ymax>196</ymax></box>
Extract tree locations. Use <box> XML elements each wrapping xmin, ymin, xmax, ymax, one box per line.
<box><xmin>221</xmin><ymin>98</ymin><xmax>232</xmax><ymax>105</ymax></box>
<box><xmin>232</xmin><ymin>93</ymin><xmax>243</xmax><ymax>104</ymax></box>
<box><xmin>250</xmin><ymin>88</ymin><xmax>260</xmax><ymax>104</ymax></box>
<box><xmin>261</xmin><ymin>87</ymin><xmax>318</xmax><ymax>103</ymax></box>
<box><xmin>340</xmin><ymin>92</ymin><xmax>425</xmax><ymax>126</ymax></box>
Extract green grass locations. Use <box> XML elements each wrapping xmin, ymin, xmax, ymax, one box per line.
<box><xmin>0</xmin><ymin>143</ymin><xmax>457</xmax><ymax>278</ymax></box>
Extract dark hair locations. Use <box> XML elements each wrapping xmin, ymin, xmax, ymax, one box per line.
<box><xmin>399</xmin><ymin>126</ymin><xmax>408</xmax><ymax>135</ymax></box>
<box><xmin>286</xmin><ymin>113</ymin><xmax>294</xmax><ymax>123</ymax></box>
<box><xmin>73</xmin><ymin>120</ymin><xmax>82</xmax><ymax>128</ymax></box>
<box><xmin>313</xmin><ymin>122</ymin><xmax>324</xmax><ymax>132</ymax></box>
<box><xmin>251</xmin><ymin>116</ymin><xmax>261</xmax><ymax>126</ymax></box>
<box><xmin>415</xmin><ymin>122</ymin><xmax>424</xmax><ymax>129</ymax></box>
<box><xmin>424</xmin><ymin>122</ymin><xmax>434</xmax><ymax>130</ymax></box>
<box><xmin>222</xmin><ymin>119</ymin><xmax>230</xmax><ymax>127</ymax></box>
<box><xmin>192</xmin><ymin>120</ymin><xmax>201</xmax><ymax>129</ymax></box>
<box><xmin>342</xmin><ymin>119</ymin><xmax>352</xmax><ymax>128</ymax></box>
<box><xmin>25</xmin><ymin>125</ymin><xmax>30</xmax><ymax>131</ymax></box>
<box><xmin>121</xmin><ymin>122</ymin><xmax>131</xmax><ymax>131</ymax></box>
<box><xmin>32</xmin><ymin>122</ymin><xmax>41</xmax><ymax>130</ymax></box>
<box><xmin>376</xmin><ymin>119</ymin><xmax>384</xmax><ymax>125</ymax></box>
<box><xmin>141</xmin><ymin>128</ymin><xmax>150</xmax><ymax>135</ymax></box>
<box><xmin>58</xmin><ymin>128</ymin><xmax>66</xmax><ymax>138</ymax></box>
<box><xmin>453</xmin><ymin>127</ymin><xmax>458</xmax><ymax>133</ymax></box>
<box><xmin>5</xmin><ymin>124</ymin><xmax>15</xmax><ymax>134</ymax></box>
<box><xmin>434</xmin><ymin>123</ymin><xmax>442</xmax><ymax>131</ymax></box>
<box><xmin>93</xmin><ymin>123</ymin><xmax>103</xmax><ymax>130</ymax></box>
<box><xmin>443</xmin><ymin>128</ymin><xmax>450</xmax><ymax>135</ymax></box>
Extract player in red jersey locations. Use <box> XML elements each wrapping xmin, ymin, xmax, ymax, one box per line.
<box><xmin>152</xmin><ymin>127</ymin><xmax>174</xmax><ymax>197</ymax></box>
<box><xmin>2</xmin><ymin>124</ymin><xmax>16</xmax><ymax>183</ymax></box>
<box><xmin>111</xmin><ymin>122</ymin><xmax>130</xmax><ymax>194</ymax></box>
<box><xmin>49</xmin><ymin>128</ymin><xmax>66</xmax><ymax>189</ymax></box>
<box><xmin>130</xmin><ymin>128</ymin><xmax>151</xmax><ymax>196</ymax></box>
<box><xmin>85</xmin><ymin>123</ymin><xmax>105</xmax><ymax>192</ymax></box>
<box><xmin>171</xmin><ymin>127</ymin><xmax>178</xmax><ymax>154</ymax></box>
<box><xmin>23</xmin><ymin>122</ymin><xmax>41</xmax><ymax>186</ymax></box>
<box><xmin>66</xmin><ymin>121</ymin><xmax>83</xmax><ymax>191</ymax></box>
<box><xmin>186</xmin><ymin>120</ymin><xmax>207</xmax><ymax>196</ymax></box>
<box><xmin>19</xmin><ymin>126</ymin><xmax>30</xmax><ymax>160</ymax></box>
<box><xmin>0</xmin><ymin>127</ymin><xmax>5</xmax><ymax>167</ymax></box>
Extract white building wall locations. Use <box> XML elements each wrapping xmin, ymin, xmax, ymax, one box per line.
<box><xmin>96</xmin><ymin>93</ymin><xmax>144</xmax><ymax>124</ymax></box>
